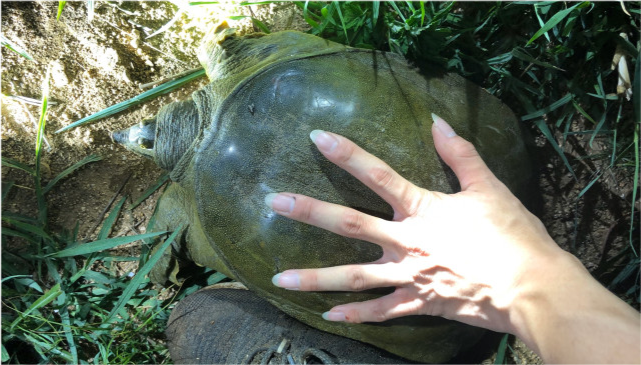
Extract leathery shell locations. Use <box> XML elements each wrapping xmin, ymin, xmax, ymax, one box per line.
<box><xmin>127</xmin><ymin>26</ymin><xmax>532</xmax><ymax>363</ymax></box>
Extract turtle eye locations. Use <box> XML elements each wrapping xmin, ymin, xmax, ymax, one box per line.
<box><xmin>137</xmin><ymin>137</ymin><xmax>154</xmax><ymax>150</ymax></box>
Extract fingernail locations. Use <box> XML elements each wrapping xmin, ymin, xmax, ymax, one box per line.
<box><xmin>310</xmin><ymin>130</ymin><xmax>338</xmax><ymax>153</ymax></box>
<box><xmin>322</xmin><ymin>311</ymin><xmax>346</xmax><ymax>322</ymax></box>
<box><xmin>431</xmin><ymin>113</ymin><xmax>457</xmax><ymax>138</ymax></box>
<box><xmin>265</xmin><ymin>193</ymin><xmax>295</xmax><ymax>214</ymax></box>
<box><xmin>272</xmin><ymin>272</ymin><xmax>300</xmax><ymax>290</ymax></box>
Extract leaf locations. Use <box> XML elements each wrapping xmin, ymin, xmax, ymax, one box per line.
<box><xmin>609</xmin><ymin>258</ymin><xmax>640</xmax><ymax>289</ymax></box>
<box><xmin>588</xmin><ymin>110</ymin><xmax>607</xmax><ymax>148</ymax></box>
<box><xmin>129</xmin><ymin>173</ymin><xmax>169</xmax><ymax>210</ymax></box>
<box><xmin>48</xmin><ymin>231</ymin><xmax>167</xmax><ymax>258</ymax></box>
<box><xmin>511</xmin><ymin>47</ymin><xmax>564</xmax><ymax>71</ymax></box>
<box><xmin>521</xmin><ymin>93</ymin><xmax>573</xmax><ymax>121</ymax></box>
<box><xmin>35</xmin><ymin>64</ymin><xmax>51</xmax><ymax>225</ymax></box>
<box><xmin>55</xmin><ymin>68</ymin><xmax>206</xmax><ymax>133</ymax></box>
<box><xmin>2</xmin><ymin>218</ymin><xmax>52</xmax><ymax>242</ymax></box>
<box><xmin>227</xmin><ymin>16</ymin><xmax>271</xmax><ymax>34</ymax></box>
<box><xmin>56</xmin><ymin>1</ymin><xmax>67</xmax><ymax>21</ymax></box>
<box><xmin>630</xmin><ymin>50</ymin><xmax>641</xmax><ymax>257</ymax></box>
<box><xmin>1</xmin><ymin>34</ymin><xmax>34</xmax><ymax>61</ymax></box>
<box><xmin>97</xmin><ymin>195</ymin><xmax>127</xmax><ymax>240</ymax></box>
<box><xmin>104</xmin><ymin>226</ymin><xmax>182</xmax><ymax>323</ymax></box>
<box><xmin>527</xmin><ymin>2</ymin><xmax>588</xmax><ymax>45</ymax></box>
<box><xmin>576</xmin><ymin>172</ymin><xmax>602</xmax><ymax>199</ymax></box>
<box><xmin>60</xmin><ymin>308</ymin><xmax>78</xmax><ymax>364</ymax></box>
<box><xmin>0</xmin><ymin>228</ymin><xmax>40</xmax><ymax>244</ymax></box>
<box><xmin>1</xmin><ymin>157</ymin><xmax>35</xmax><ymax>175</ymax></box>
<box><xmin>43</xmin><ymin>154</ymin><xmax>102</xmax><ymax>194</ymax></box>
<box><xmin>630</xmin><ymin>124</ymin><xmax>639</xmax><ymax>256</ymax></box>
<box><xmin>1</xmin><ymin>344</ymin><xmax>9</xmax><ymax>362</ymax></box>
<box><xmin>533</xmin><ymin>119</ymin><xmax>577</xmax><ymax>180</ymax></box>
<box><xmin>332</xmin><ymin>1</ymin><xmax>349</xmax><ymax>44</ymax></box>
<box><xmin>2</xmin><ymin>180</ymin><xmax>14</xmax><ymax>202</ymax></box>
<box><xmin>86</xmin><ymin>0</ymin><xmax>94</xmax><ymax>21</ymax></box>
<box><xmin>23</xmin><ymin>333</ymin><xmax>73</xmax><ymax>362</ymax></box>
<box><xmin>207</xmin><ymin>272</ymin><xmax>227</xmax><ymax>285</ymax></box>
<box><xmin>146</xmin><ymin>8</ymin><xmax>184</xmax><ymax>39</ymax></box>
<box><xmin>372</xmin><ymin>1</ymin><xmax>379</xmax><ymax>26</ymax></box>
<box><xmin>495</xmin><ymin>333</ymin><xmax>509</xmax><ymax>364</ymax></box>
<box><xmin>9</xmin><ymin>283</ymin><xmax>62</xmax><ymax>330</ymax></box>
<box><xmin>510</xmin><ymin>0</ymin><xmax>563</xmax><ymax>6</ymax></box>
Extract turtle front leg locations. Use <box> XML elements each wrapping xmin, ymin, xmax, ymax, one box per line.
<box><xmin>149</xmin><ymin>182</ymin><xmax>234</xmax><ymax>285</ymax></box>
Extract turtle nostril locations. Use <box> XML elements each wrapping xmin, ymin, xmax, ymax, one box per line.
<box><xmin>111</xmin><ymin>130</ymin><xmax>127</xmax><ymax>144</ymax></box>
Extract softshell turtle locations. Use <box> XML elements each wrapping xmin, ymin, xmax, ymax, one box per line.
<box><xmin>112</xmin><ymin>23</ymin><xmax>531</xmax><ymax>363</ymax></box>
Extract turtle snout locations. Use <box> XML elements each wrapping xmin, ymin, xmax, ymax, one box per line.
<box><xmin>111</xmin><ymin>130</ymin><xmax>128</xmax><ymax>145</ymax></box>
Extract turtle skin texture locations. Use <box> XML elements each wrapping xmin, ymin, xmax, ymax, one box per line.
<box><xmin>118</xmin><ymin>25</ymin><xmax>532</xmax><ymax>363</ymax></box>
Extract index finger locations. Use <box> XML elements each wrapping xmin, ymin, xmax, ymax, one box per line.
<box><xmin>310</xmin><ymin>130</ymin><xmax>426</xmax><ymax>219</ymax></box>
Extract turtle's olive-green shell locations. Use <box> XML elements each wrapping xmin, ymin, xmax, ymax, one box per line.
<box><xmin>125</xmin><ymin>26</ymin><xmax>532</xmax><ymax>363</ymax></box>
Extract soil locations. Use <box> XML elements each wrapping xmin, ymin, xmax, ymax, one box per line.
<box><xmin>1</xmin><ymin>2</ymin><xmax>637</xmax><ymax>364</ymax></box>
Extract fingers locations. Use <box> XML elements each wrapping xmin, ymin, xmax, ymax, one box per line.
<box><xmin>430</xmin><ymin>114</ymin><xmax>497</xmax><ymax>191</ymax></box>
<box><xmin>309</xmin><ymin>130</ymin><xmax>426</xmax><ymax>219</ymax></box>
<box><xmin>265</xmin><ymin>192</ymin><xmax>400</xmax><ymax>248</ymax></box>
<box><xmin>322</xmin><ymin>288</ymin><xmax>426</xmax><ymax>323</ymax></box>
<box><xmin>272</xmin><ymin>262</ymin><xmax>410</xmax><ymax>291</ymax></box>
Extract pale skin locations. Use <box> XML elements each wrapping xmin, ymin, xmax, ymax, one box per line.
<box><xmin>265</xmin><ymin>114</ymin><xmax>641</xmax><ymax>364</ymax></box>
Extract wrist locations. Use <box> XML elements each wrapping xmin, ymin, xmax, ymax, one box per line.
<box><xmin>507</xmin><ymin>248</ymin><xmax>641</xmax><ymax>363</ymax></box>
<box><xmin>506</xmin><ymin>248</ymin><xmax>588</xmax><ymax>355</ymax></box>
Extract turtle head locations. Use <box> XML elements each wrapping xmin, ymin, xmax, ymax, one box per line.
<box><xmin>112</xmin><ymin>98</ymin><xmax>201</xmax><ymax>173</ymax></box>
<box><xmin>111</xmin><ymin>118</ymin><xmax>157</xmax><ymax>159</ymax></box>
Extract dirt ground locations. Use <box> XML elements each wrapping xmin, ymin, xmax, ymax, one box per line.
<box><xmin>1</xmin><ymin>1</ymin><xmax>637</xmax><ymax>364</ymax></box>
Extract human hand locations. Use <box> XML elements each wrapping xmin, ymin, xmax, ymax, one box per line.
<box><xmin>265</xmin><ymin>115</ymin><xmax>567</xmax><ymax>334</ymax></box>
<box><xmin>265</xmin><ymin>114</ymin><xmax>641</xmax><ymax>364</ymax></box>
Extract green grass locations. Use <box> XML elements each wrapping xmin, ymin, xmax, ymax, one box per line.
<box><xmin>2</xmin><ymin>1</ymin><xmax>639</xmax><ymax>363</ymax></box>
<box><xmin>1</xmin><ymin>63</ymin><xmax>224</xmax><ymax>363</ymax></box>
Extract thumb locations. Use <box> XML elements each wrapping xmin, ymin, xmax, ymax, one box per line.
<box><xmin>431</xmin><ymin>114</ymin><xmax>496</xmax><ymax>191</ymax></box>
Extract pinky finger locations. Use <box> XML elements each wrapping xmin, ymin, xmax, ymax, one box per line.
<box><xmin>322</xmin><ymin>288</ymin><xmax>425</xmax><ymax>323</ymax></box>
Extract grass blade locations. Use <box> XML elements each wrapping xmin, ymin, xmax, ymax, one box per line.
<box><xmin>146</xmin><ymin>8</ymin><xmax>184</xmax><ymax>39</ymax></box>
<box><xmin>43</xmin><ymin>154</ymin><xmax>102</xmax><ymax>194</ymax></box>
<box><xmin>23</xmin><ymin>333</ymin><xmax>73</xmax><ymax>362</ymax></box>
<box><xmin>59</xmin><ymin>307</ymin><xmax>78</xmax><ymax>364</ymax></box>
<box><xmin>1</xmin><ymin>227</ymin><xmax>40</xmax><ymax>244</ymax></box>
<box><xmin>1</xmin><ymin>157</ymin><xmax>35</xmax><ymax>175</ymax></box>
<box><xmin>533</xmin><ymin>119</ymin><xmax>577</xmax><ymax>180</ymax></box>
<box><xmin>372</xmin><ymin>1</ymin><xmax>380</xmax><ymax>26</ymax></box>
<box><xmin>388</xmin><ymin>1</ymin><xmax>406</xmax><ymax>23</ymax></box>
<box><xmin>98</xmin><ymin>195</ymin><xmax>127</xmax><ymax>240</ymax></box>
<box><xmin>2</xmin><ymin>218</ymin><xmax>53</xmax><ymax>241</ymax></box>
<box><xmin>332</xmin><ymin>1</ymin><xmax>349</xmax><ymax>44</ymax></box>
<box><xmin>521</xmin><ymin>93</ymin><xmax>573</xmax><ymax>121</ymax></box>
<box><xmin>55</xmin><ymin>68</ymin><xmax>206</xmax><ymax>133</ymax></box>
<box><xmin>1</xmin><ymin>344</ymin><xmax>9</xmax><ymax>362</ymax></box>
<box><xmin>494</xmin><ymin>333</ymin><xmax>509</xmax><ymax>364</ymax></box>
<box><xmin>630</xmin><ymin>124</ymin><xmax>639</xmax><ymax>256</ymax></box>
<box><xmin>129</xmin><ymin>172</ymin><xmax>169</xmax><ymax>210</ymax></box>
<box><xmin>56</xmin><ymin>1</ymin><xmax>67</xmax><ymax>20</ymax></box>
<box><xmin>511</xmin><ymin>47</ymin><xmax>564</xmax><ymax>71</ymax></box>
<box><xmin>527</xmin><ymin>2</ymin><xmax>587</xmax><ymax>45</ymax></box>
<box><xmin>577</xmin><ymin>172</ymin><xmax>603</xmax><ymax>199</ymax></box>
<box><xmin>9</xmin><ymin>283</ymin><xmax>62</xmax><ymax>330</ymax></box>
<box><xmin>48</xmin><ymin>231</ymin><xmax>167</xmax><ymax>258</ymax></box>
<box><xmin>631</xmin><ymin>54</ymin><xmax>640</xmax><ymax>255</ymax></box>
<box><xmin>510</xmin><ymin>0</ymin><xmax>563</xmax><ymax>6</ymax></box>
<box><xmin>104</xmin><ymin>226</ymin><xmax>182</xmax><ymax>323</ymax></box>
<box><xmin>86</xmin><ymin>0</ymin><xmax>94</xmax><ymax>21</ymax></box>
<box><xmin>1</xmin><ymin>34</ymin><xmax>34</xmax><ymax>61</ymax></box>
<box><xmin>35</xmin><ymin>64</ymin><xmax>51</xmax><ymax>228</ymax></box>
<box><xmin>588</xmin><ymin>110</ymin><xmax>607</xmax><ymax>148</ymax></box>
<box><xmin>2</xmin><ymin>180</ymin><xmax>14</xmax><ymax>202</ymax></box>
<box><xmin>228</xmin><ymin>16</ymin><xmax>271</xmax><ymax>33</ymax></box>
